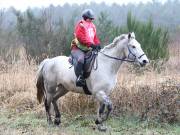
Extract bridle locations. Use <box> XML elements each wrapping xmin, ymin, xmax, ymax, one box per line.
<box><xmin>99</xmin><ymin>45</ymin><xmax>145</xmax><ymax>63</ymax></box>
<box><xmin>127</xmin><ymin>45</ymin><xmax>145</xmax><ymax>62</ymax></box>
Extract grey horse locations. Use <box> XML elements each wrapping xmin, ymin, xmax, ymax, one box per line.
<box><xmin>36</xmin><ymin>32</ymin><xmax>149</xmax><ymax>131</ymax></box>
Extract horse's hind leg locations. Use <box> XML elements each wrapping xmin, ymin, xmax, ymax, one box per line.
<box><xmin>52</xmin><ymin>85</ymin><xmax>68</xmax><ymax>125</ymax></box>
<box><xmin>44</xmin><ymin>83</ymin><xmax>57</xmax><ymax>125</ymax></box>
<box><xmin>52</xmin><ymin>100</ymin><xmax>60</xmax><ymax>125</ymax></box>
<box><xmin>44</xmin><ymin>92</ymin><xmax>53</xmax><ymax>125</ymax></box>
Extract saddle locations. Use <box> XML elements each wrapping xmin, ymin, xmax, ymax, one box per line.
<box><xmin>69</xmin><ymin>50</ymin><xmax>98</xmax><ymax>79</ymax></box>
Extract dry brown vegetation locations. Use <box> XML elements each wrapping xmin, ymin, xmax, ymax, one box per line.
<box><xmin>0</xmin><ymin>41</ymin><xmax>179</xmax><ymax>124</ymax></box>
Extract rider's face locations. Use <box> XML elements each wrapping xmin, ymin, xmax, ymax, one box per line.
<box><xmin>86</xmin><ymin>18</ymin><xmax>94</xmax><ymax>22</ymax></box>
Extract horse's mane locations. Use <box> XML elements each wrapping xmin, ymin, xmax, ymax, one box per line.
<box><xmin>102</xmin><ymin>34</ymin><xmax>126</xmax><ymax>51</ymax></box>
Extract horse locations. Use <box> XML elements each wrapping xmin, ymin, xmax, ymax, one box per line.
<box><xmin>36</xmin><ymin>32</ymin><xmax>149</xmax><ymax>131</ymax></box>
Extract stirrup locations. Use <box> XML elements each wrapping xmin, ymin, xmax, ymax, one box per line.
<box><xmin>76</xmin><ymin>76</ymin><xmax>85</xmax><ymax>87</ymax></box>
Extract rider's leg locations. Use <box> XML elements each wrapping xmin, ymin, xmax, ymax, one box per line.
<box><xmin>76</xmin><ymin>62</ymin><xmax>85</xmax><ymax>86</ymax></box>
<box><xmin>71</xmin><ymin>49</ymin><xmax>85</xmax><ymax>86</ymax></box>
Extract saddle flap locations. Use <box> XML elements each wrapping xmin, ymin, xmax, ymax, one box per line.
<box><xmin>69</xmin><ymin>50</ymin><xmax>98</xmax><ymax>78</ymax></box>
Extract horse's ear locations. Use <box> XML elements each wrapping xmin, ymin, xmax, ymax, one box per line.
<box><xmin>128</xmin><ymin>33</ymin><xmax>131</xmax><ymax>39</ymax></box>
<box><xmin>131</xmin><ymin>32</ymin><xmax>135</xmax><ymax>38</ymax></box>
<box><xmin>128</xmin><ymin>32</ymin><xmax>135</xmax><ymax>39</ymax></box>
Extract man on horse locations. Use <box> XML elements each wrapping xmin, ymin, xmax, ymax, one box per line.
<box><xmin>71</xmin><ymin>9</ymin><xmax>101</xmax><ymax>87</ymax></box>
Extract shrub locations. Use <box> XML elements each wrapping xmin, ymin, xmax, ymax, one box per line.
<box><xmin>126</xmin><ymin>12</ymin><xmax>169</xmax><ymax>60</ymax></box>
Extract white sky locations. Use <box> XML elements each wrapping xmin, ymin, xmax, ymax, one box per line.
<box><xmin>0</xmin><ymin>0</ymin><xmax>167</xmax><ymax>11</ymax></box>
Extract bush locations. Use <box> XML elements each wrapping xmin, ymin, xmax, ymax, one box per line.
<box><xmin>126</xmin><ymin>12</ymin><xmax>169</xmax><ymax>60</ymax></box>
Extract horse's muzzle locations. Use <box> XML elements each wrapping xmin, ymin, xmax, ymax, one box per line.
<box><xmin>139</xmin><ymin>59</ymin><xmax>149</xmax><ymax>67</ymax></box>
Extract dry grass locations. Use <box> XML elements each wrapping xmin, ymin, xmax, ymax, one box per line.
<box><xmin>0</xmin><ymin>47</ymin><xmax>37</xmax><ymax>112</ymax></box>
<box><xmin>0</xmin><ymin>42</ymin><xmax>179</xmax><ymax>124</ymax></box>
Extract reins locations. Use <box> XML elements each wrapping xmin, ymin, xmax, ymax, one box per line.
<box><xmin>99</xmin><ymin>51</ymin><xmax>135</xmax><ymax>62</ymax></box>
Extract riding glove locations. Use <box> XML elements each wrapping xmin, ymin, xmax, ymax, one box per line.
<box><xmin>90</xmin><ymin>44</ymin><xmax>101</xmax><ymax>51</ymax></box>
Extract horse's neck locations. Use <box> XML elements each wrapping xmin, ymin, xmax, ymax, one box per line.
<box><xmin>99</xmin><ymin>44</ymin><xmax>125</xmax><ymax>75</ymax></box>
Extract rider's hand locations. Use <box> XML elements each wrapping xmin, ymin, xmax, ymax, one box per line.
<box><xmin>96</xmin><ymin>45</ymin><xmax>101</xmax><ymax>51</ymax></box>
<box><xmin>90</xmin><ymin>44</ymin><xmax>97</xmax><ymax>49</ymax></box>
<box><xmin>90</xmin><ymin>44</ymin><xmax>101</xmax><ymax>51</ymax></box>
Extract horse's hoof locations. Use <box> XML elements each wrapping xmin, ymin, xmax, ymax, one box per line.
<box><xmin>97</xmin><ymin>124</ymin><xmax>107</xmax><ymax>132</ymax></box>
<box><xmin>47</xmin><ymin>119</ymin><xmax>53</xmax><ymax>125</ymax></box>
<box><xmin>47</xmin><ymin>121</ymin><xmax>53</xmax><ymax>127</ymax></box>
<box><xmin>54</xmin><ymin>118</ymin><xmax>61</xmax><ymax>126</ymax></box>
<box><xmin>48</xmin><ymin>122</ymin><xmax>53</xmax><ymax>126</ymax></box>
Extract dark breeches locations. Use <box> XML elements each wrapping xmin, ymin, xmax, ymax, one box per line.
<box><xmin>71</xmin><ymin>49</ymin><xmax>86</xmax><ymax>77</ymax></box>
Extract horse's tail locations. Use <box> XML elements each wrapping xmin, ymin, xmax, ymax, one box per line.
<box><xmin>36</xmin><ymin>59</ymin><xmax>49</xmax><ymax>103</ymax></box>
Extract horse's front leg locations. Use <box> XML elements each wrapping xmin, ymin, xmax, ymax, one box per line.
<box><xmin>95</xmin><ymin>91</ymin><xmax>112</xmax><ymax>131</ymax></box>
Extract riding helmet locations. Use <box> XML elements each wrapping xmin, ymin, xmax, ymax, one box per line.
<box><xmin>82</xmin><ymin>9</ymin><xmax>95</xmax><ymax>20</ymax></box>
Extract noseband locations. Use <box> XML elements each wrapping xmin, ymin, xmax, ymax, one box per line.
<box><xmin>127</xmin><ymin>46</ymin><xmax>145</xmax><ymax>62</ymax></box>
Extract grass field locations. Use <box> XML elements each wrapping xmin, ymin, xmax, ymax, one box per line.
<box><xmin>0</xmin><ymin>109</ymin><xmax>179</xmax><ymax>135</ymax></box>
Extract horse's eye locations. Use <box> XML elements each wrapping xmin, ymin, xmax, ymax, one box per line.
<box><xmin>132</xmin><ymin>45</ymin><xmax>136</xmax><ymax>48</ymax></box>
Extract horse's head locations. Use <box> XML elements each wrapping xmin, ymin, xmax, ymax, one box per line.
<box><xmin>123</xmin><ymin>32</ymin><xmax>149</xmax><ymax>66</ymax></box>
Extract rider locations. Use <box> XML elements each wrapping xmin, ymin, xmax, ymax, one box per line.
<box><xmin>71</xmin><ymin>9</ymin><xmax>101</xmax><ymax>87</ymax></box>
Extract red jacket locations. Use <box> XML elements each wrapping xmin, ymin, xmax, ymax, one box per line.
<box><xmin>73</xmin><ymin>20</ymin><xmax>100</xmax><ymax>49</ymax></box>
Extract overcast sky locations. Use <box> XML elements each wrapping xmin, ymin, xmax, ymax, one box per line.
<box><xmin>0</xmin><ymin>0</ymin><xmax>167</xmax><ymax>11</ymax></box>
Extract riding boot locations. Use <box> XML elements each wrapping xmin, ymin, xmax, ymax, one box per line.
<box><xmin>75</xmin><ymin>62</ymin><xmax>85</xmax><ymax>87</ymax></box>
